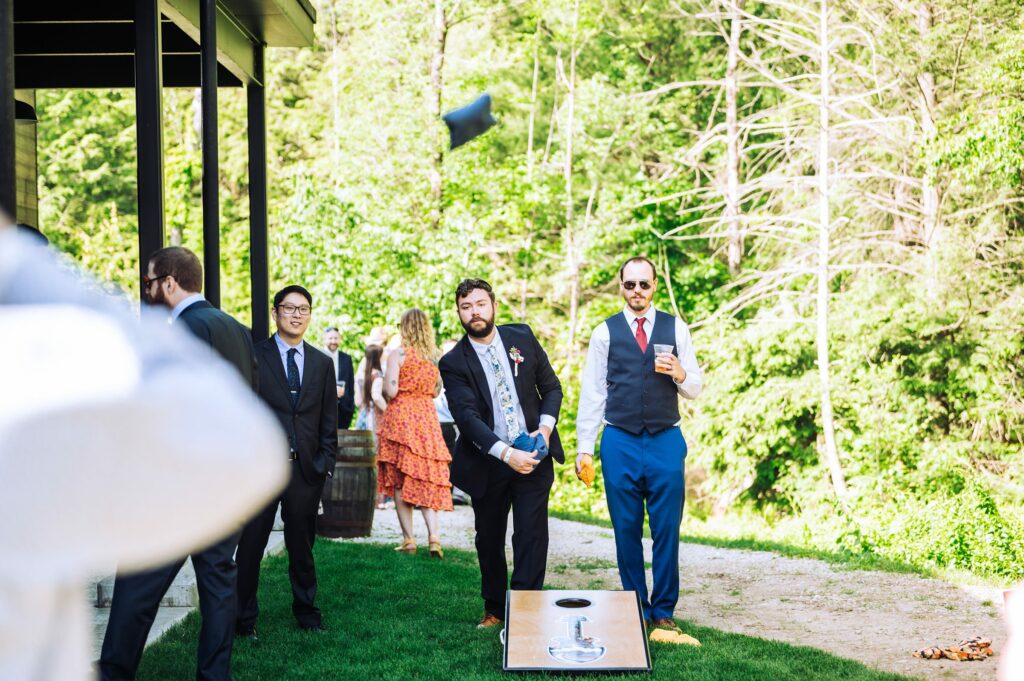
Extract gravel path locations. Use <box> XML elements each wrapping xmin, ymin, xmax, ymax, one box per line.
<box><xmin>342</xmin><ymin>504</ymin><xmax>1006</xmax><ymax>680</ymax></box>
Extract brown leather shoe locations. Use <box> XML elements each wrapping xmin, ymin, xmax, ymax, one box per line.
<box><xmin>650</xmin><ymin>618</ymin><xmax>683</xmax><ymax>635</ymax></box>
<box><xmin>477</xmin><ymin>613</ymin><xmax>504</xmax><ymax>629</ymax></box>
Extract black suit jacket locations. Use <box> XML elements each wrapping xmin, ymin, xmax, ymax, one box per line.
<box><xmin>255</xmin><ymin>336</ymin><xmax>338</xmax><ymax>484</ymax></box>
<box><xmin>177</xmin><ymin>299</ymin><xmax>257</xmax><ymax>391</ymax></box>
<box><xmin>331</xmin><ymin>350</ymin><xmax>356</xmax><ymax>428</ymax></box>
<box><xmin>439</xmin><ymin>324</ymin><xmax>563</xmax><ymax>498</ymax></box>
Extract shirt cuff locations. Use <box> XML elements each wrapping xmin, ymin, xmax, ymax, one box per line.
<box><xmin>487</xmin><ymin>441</ymin><xmax>506</xmax><ymax>459</ymax></box>
<box><xmin>577</xmin><ymin>437</ymin><xmax>597</xmax><ymax>456</ymax></box>
<box><xmin>674</xmin><ymin>375</ymin><xmax>701</xmax><ymax>399</ymax></box>
<box><xmin>538</xmin><ymin>414</ymin><xmax>557</xmax><ymax>430</ymax></box>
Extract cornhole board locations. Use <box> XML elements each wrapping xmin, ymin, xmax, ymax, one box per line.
<box><xmin>502</xmin><ymin>590</ymin><xmax>651</xmax><ymax>673</ymax></box>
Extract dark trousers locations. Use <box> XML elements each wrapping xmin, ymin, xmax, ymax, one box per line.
<box><xmin>601</xmin><ymin>424</ymin><xmax>687</xmax><ymax>620</ymax></box>
<box><xmin>471</xmin><ymin>455</ymin><xmax>553</xmax><ymax>618</ymax></box>
<box><xmin>236</xmin><ymin>461</ymin><xmax>324</xmax><ymax>630</ymax></box>
<box><xmin>339</xmin><ymin>405</ymin><xmax>354</xmax><ymax>430</ymax></box>
<box><xmin>99</xmin><ymin>530</ymin><xmax>241</xmax><ymax>681</ymax></box>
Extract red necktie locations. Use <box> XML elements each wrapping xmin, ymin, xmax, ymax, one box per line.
<box><xmin>635</xmin><ymin>317</ymin><xmax>648</xmax><ymax>352</ymax></box>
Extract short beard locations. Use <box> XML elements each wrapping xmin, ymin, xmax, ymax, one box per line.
<box><xmin>462</xmin><ymin>315</ymin><xmax>495</xmax><ymax>339</ymax></box>
<box><xmin>626</xmin><ymin>296</ymin><xmax>649</xmax><ymax>312</ymax></box>
<box><xmin>146</xmin><ymin>286</ymin><xmax>169</xmax><ymax>309</ymax></box>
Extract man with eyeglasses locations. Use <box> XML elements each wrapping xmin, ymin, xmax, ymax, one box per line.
<box><xmin>100</xmin><ymin>246</ymin><xmax>260</xmax><ymax>681</ymax></box>
<box><xmin>575</xmin><ymin>256</ymin><xmax>703</xmax><ymax>638</ymax></box>
<box><xmin>235</xmin><ymin>285</ymin><xmax>337</xmax><ymax>638</ymax></box>
<box><xmin>323</xmin><ymin>327</ymin><xmax>356</xmax><ymax>429</ymax></box>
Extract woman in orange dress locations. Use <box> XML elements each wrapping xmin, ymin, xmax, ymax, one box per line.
<box><xmin>376</xmin><ymin>308</ymin><xmax>453</xmax><ymax>558</ymax></box>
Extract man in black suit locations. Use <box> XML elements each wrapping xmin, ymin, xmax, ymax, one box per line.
<box><xmin>324</xmin><ymin>326</ymin><xmax>355</xmax><ymax>428</ymax></box>
<box><xmin>100</xmin><ymin>246</ymin><xmax>258</xmax><ymax>681</ymax></box>
<box><xmin>439</xmin><ymin>279</ymin><xmax>563</xmax><ymax>628</ymax></box>
<box><xmin>235</xmin><ymin>285</ymin><xmax>337</xmax><ymax>637</ymax></box>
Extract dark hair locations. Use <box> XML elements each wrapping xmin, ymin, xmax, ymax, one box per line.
<box><xmin>16</xmin><ymin>223</ymin><xmax>48</xmax><ymax>245</ymax></box>
<box><xmin>149</xmin><ymin>246</ymin><xmax>203</xmax><ymax>292</ymax></box>
<box><xmin>455</xmin><ymin>278</ymin><xmax>495</xmax><ymax>304</ymax></box>
<box><xmin>273</xmin><ymin>285</ymin><xmax>313</xmax><ymax>308</ymax></box>
<box><xmin>361</xmin><ymin>344</ymin><xmax>384</xmax><ymax>408</ymax></box>
<box><xmin>618</xmin><ymin>256</ymin><xmax>657</xmax><ymax>281</ymax></box>
<box><xmin>324</xmin><ymin>326</ymin><xmax>340</xmax><ymax>334</ymax></box>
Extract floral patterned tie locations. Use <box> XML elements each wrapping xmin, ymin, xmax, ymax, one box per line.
<box><xmin>486</xmin><ymin>344</ymin><xmax>521</xmax><ymax>441</ymax></box>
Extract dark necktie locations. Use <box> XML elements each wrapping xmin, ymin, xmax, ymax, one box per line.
<box><xmin>635</xmin><ymin>317</ymin><xmax>648</xmax><ymax>353</ymax></box>
<box><xmin>287</xmin><ymin>348</ymin><xmax>301</xmax><ymax>408</ymax></box>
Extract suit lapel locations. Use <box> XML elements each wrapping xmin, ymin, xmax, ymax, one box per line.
<box><xmin>461</xmin><ymin>336</ymin><xmax>493</xmax><ymax>418</ymax></box>
<box><xmin>261</xmin><ymin>338</ymin><xmax>291</xmax><ymax>398</ymax></box>
<box><xmin>497</xmin><ymin>327</ymin><xmax>527</xmax><ymax>402</ymax></box>
<box><xmin>295</xmin><ymin>342</ymin><xmax>317</xmax><ymax>409</ymax></box>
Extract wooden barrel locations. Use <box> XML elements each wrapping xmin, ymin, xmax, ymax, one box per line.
<box><xmin>317</xmin><ymin>429</ymin><xmax>376</xmax><ymax>538</ymax></box>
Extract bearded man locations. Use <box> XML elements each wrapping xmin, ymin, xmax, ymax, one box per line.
<box><xmin>438</xmin><ymin>279</ymin><xmax>563</xmax><ymax>628</ymax></box>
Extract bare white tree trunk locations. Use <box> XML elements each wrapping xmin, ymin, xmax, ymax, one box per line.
<box><xmin>522</xmin><ymin>27</ymin><xmax>541</xmax><ymax>319</ymax></box>
<box><xmin>917</xmin><ymin>3</ymin><xmax>941</xmax><ymax>250</ymax></box>
<box><xmin>725</xmin><ymin>0</ymin><xmax>745</xmax><ymax>275</ymax></box>
<box><xmin>564</xmin><ymin>0</ymin><xmax>581</xmax><ymax>365</ymax></box>
<box><xmin>816</xmin><ymin>0</ymin><xmax>848</xmax><ymax>499</ymax></box>
<box><xmin>427</xmin><ymin>0</ymin><xmax>448</xmax><ymax>230</ymax></box>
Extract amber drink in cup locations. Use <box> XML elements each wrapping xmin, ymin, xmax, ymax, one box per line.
<box><xmin>653</xmin><ymin>343</ymin><xmax>674</xmax><ymax>373</ymax></box>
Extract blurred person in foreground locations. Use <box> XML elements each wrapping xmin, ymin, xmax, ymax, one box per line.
<box><xmin>99</xmin><ymin>246</ymin><xmax>260</xmax><ymax>681</ymax></box>
<box><xmin>0</xmin><ymin>206</ymin><xmax>288</xmax><ymax>680</ymax></box>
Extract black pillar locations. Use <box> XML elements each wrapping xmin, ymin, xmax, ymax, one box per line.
<box><xmin>247</xmin><ymin>44</ymin><xmax>269</xmax><ymax>341</ymax></box>
<box><xmin>134</xmin><ymin>0</ymin><xmax>165</xmax><ymax>295</ymax></box>
<box><xmin>0</xmin><ymin>0</ymin><xmax>16</xmax><ymax>218</ymax></box>
<box><xmin>200</xmin><ymin>0</ymin><xmax>220</xmax><ymax>307</ymax></box>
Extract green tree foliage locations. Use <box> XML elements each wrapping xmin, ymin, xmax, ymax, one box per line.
<box><xmin>33</xmin><ymin>0</ymin><xmax>1024</xmax><ymax>581</ymax></box>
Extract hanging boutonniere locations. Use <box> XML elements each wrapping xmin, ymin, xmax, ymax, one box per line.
<box><xmin>509</xmin><ymin>346</ymin><xmax>525</xmax><ymax>377</ymax></box>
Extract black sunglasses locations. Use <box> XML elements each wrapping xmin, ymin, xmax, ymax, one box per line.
<box><xmin>622</xmin><ymin>280</ymin><xmax>652</xmax><ymax>291</ymax></box>
<box><xmin>143</xmin><ymin>273</ymin><xmax>171</xmax><ymax>288</ymax></box>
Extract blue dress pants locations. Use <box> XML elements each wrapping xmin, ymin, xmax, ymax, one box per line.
<box><xmin>600</xmin><ymin>424</ymin><xmax>686</xmax><ymax>621</ymax></box>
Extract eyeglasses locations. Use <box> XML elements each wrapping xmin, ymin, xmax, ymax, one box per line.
<box><xmin>143</xmin><ymin>273</ymin><xmax>171</xmax><ymax>288</ymax></box>
<box><xmin>622</xmin><ymin>280</ymin><xmax>652</xmax><ymax>291</ymax></box>
<box><xmin>278</xmin><ymin>304</ymin><xmax>312</xmax><ymax>317</ymax></box>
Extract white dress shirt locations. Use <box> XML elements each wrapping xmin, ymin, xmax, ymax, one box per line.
<box><xmin>469</xmin><ymin>332</ymin><xmax>557</xmax><ymax>458</ymax></box>
<box><xmin>274</xmin><ymin>333</ymin><xmax>305</xmax><ymax>383</ymax></box>
<box><xmin>576</xmin><ymin>305</ymin><xmax>703</xmax><ymax>454</ymax></box>
<box><xmin>170</xmin><ymin>292</ymin><xmax>205</xmax><ymax>322</ymax></box>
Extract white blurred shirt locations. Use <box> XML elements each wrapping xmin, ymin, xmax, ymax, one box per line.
<box><xmin>0</xmin><ymin>229</ymin><xmax>288</xmax><ymax>680</ymax></box>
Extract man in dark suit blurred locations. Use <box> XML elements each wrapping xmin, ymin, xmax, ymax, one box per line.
<box><xmin>235</xmin><ymin>285</ymin><xmax>337</xmax><ymax>637</ymax></box>
<box><xmin>323</xmin><ymin>326</ymin><xmax>355</xmax><ymax>428</ymax></box>
<box><xmin>100</xmin><ymin>246</ymin><xmax>257</xmax><ymax>681</ymax></box>
<box><xmin>439</xmin><ymin>279</ymin><xmax>563</xmax><ymax>628</ymax></box>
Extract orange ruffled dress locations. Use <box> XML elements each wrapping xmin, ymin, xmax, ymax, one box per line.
<box><xmin>376</xmin><ymin>347</ymin><xmax>453</xmax><ymax>511</ymax></box>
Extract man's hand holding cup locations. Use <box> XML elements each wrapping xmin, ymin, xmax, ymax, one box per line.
<box><xmin>654</xmin><ymin>344</ymin><xmax>686</xmax><ymax>383</ymax></box>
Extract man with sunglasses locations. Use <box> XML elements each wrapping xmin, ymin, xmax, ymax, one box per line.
<box><xmin>235</xmin><ymin>285</ymin><xmax>337</xmax><ymax>638</ymax></box>
<box><xmin>575</xmin><ymin>256</ymin><xmax>702</xmax><ymax>637</ymax></box>
<box><xmin>101</xmin><ymin>246</ymin><xmax>259</xmax><ymax>681</ymax></box>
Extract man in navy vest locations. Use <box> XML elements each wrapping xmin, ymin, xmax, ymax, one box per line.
<box><xmin>575</xmin><ymin>256</ymin><xmax>702</xmax><ymax>635</ymax></box>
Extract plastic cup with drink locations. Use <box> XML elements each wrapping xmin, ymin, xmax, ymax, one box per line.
<box><xmin>653</xmin><ymin>344</ymin><xmax>674</xmax><ymax>374</ymax></box>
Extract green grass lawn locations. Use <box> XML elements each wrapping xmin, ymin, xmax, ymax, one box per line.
<box><xmin>137</xmin><ymin>542</ymin><xmax>918</xmax><ymax>681</ymax></box>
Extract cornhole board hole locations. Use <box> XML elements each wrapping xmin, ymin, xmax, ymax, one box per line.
<box><xmin>502</xmin><ymin>590</ymin><xmax>651</xmax><ymax>673</ymax></box>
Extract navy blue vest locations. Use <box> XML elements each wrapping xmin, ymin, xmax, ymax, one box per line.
<box><xmin>605</xmin><ymin>309</ymin><xmax>679</xmax><ymax>435</ymax></box>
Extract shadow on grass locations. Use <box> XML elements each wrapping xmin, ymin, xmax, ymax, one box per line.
<box><xmin>137</xmin><ymin>542</ymin><xmax>917</xmax><ymax>681</ymax></box>
<box><xmin>549</xmin><ymin>509</ymin><xmax>930</xmax><ymax>578</ymax></box>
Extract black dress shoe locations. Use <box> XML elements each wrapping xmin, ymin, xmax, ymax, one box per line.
<box><xmin>299</xmin><ymin>623</ymin><xmax>326</xmax><ymax>633</ymax></box>
<box><xmin>236</xmin><ymin>625</ymin><xmax>258</xmax><ymax>641</ymax></box>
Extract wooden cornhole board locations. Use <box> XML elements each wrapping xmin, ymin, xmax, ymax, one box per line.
<box><xmin>502</xmin><ymin>590</ymin><xmax>651</xmax><ymax>673</ymax></box>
